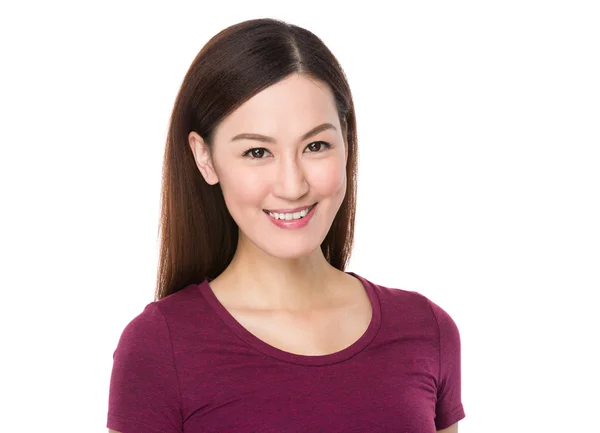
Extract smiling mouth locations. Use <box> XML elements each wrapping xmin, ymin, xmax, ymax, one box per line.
<box><xmin>263</xmin><ymin>203</ymin><xmax>317</xmax><ymax>221</ymax></box>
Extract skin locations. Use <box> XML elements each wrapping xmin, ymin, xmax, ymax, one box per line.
<box><xmin>188</xmin><ymin>72</ymin><xmax>358</xmax><ymax>312</ymax></box>
<box><xmin>109</xmin><ymin>73</ymin><xmax>460</xmax><ymax>432</ymax></box>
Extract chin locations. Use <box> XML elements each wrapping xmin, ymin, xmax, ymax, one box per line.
<box><xmin>261</xmin><ymin>240</ymin><xmax>322</xmax><ymax>261</ymax></box>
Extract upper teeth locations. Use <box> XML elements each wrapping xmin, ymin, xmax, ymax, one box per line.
<box><xmin>268</xmin><ymin>205</ymin><xmax>312</xmax><ymax>220</ymax></box>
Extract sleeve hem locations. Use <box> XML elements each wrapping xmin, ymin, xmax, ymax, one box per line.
<box><xmin>107</xmin><ymin>411</ymin><xmax>176</xmax><ymax>433</ymax></box>
<box><xmin>435</xmin><ymin>405</ymin><xmax>466</xmax><ymax>430</ymax></box>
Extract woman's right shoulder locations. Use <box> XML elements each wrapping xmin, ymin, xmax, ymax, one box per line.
<box><xmin>116</xmin><ymin>281</ymin><xmax>215</xmax><ymax>342</ymax></box>
<box><xmin>112</xmin><ymin>302</ymin><xmax>168</xmax><ymax>356</ymax></box>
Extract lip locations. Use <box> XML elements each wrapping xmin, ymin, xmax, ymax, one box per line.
<box><xmin>263</xmin><ymin>203</ymin><xmax>317</xmax><ymax>214</ymax></box>
<box><xmin>264</xmin><ymin>202</ymin><xmax>318</xmax><ymax>229</ymax></box>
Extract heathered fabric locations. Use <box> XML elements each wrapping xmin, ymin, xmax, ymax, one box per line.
<box><xmin>107</xmin><ymin>272</ymin><xmax>465</xmax><ymax>432</ymax></box>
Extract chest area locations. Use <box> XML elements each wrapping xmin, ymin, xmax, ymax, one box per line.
<box><xmin>180</xmin><ymin>344</ymin><xmax>439</xmax><ymax>432</ymax></box>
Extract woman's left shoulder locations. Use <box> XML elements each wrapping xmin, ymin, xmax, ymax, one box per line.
<box><xmin>356</xmin><ymin>272</ymin><xmax>431</xmax><ymax>307</ymax></box>
<box><xmin>356</xmin><ymin>272</ymin><xmax>460</xmax><ymax>329</ymax></box>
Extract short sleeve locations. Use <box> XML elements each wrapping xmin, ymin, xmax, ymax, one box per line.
<box><xmin>107</xmin><ymin>302</ymin><xmax>183</xmax><ymax>433</ymax></box>
<box><xmin>427</xmin><ymin>299</ymin><xmax>466</xmax><ymax>430</ymax></box>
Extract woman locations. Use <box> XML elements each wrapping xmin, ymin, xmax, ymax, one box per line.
<box><xmin>107</xmin><ymin>18</ymin><xmax>465</xmax><ymax>433</ymax></box>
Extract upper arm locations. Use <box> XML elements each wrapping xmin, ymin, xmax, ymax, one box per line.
<box><xmin>106</xmin><ymin>303</ymin><xmax>183</xmax><ymax>432</ymax></box>
<box><xmin>427</xmin><ymin>298</ymin><xmax>466</xmax><ymax>429</ymax></box>
<box><xmin>437</xmin><ymin>422</ymin><xmax>459</xmax><ymax>432</ymax></box>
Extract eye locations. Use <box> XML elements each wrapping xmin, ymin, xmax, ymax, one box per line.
<box><xmin>305</xmin><ymin>141</ymin><xmax>332</xmax><ymax>153</ymax></box>
<box><xmin>242</xmin><ymin>147</ymin><xmax>272</xmax><ymax>159</ymax></box>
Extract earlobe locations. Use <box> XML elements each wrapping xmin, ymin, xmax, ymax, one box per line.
<box><xmin>188</xmin><ymin>131</ymin><xmax>219</xmax><ymax>185</ymax></box>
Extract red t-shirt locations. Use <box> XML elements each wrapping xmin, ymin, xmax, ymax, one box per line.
<box><xmin>107</xmin><ymin>272</ymin><xmax>465</xmax><ymax>432</ymax></box>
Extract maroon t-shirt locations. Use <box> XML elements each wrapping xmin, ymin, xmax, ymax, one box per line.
<box><xmin>107</xmin><ymin>272</ymin><xmax>465</xmax><ymax>432</ymax></box>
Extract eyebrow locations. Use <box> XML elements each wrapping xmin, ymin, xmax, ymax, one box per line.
<box><xmin>230</xmin><ymin>122</ymin><xmax>337</xmax><ymax>144</ymax></box>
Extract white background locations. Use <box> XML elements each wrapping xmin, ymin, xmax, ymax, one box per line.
<box><xmin>1</xmin><ymin>1</ymin><xmax>598</xmax><ymax>432</ymax></box>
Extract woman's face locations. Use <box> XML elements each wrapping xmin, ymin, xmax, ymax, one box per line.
<box><xmin>189</xmin><ymin>73</ymin><xmax>348</xmax><ymax>260</ymax></box>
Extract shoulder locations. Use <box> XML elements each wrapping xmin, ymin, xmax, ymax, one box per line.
<box><xmin>115</xmin><ymin>282</ymin><xmax>207</xmax><ymax>348</ymax></box>
<box><xmin>360</xmin><ymin>273</ymin><xmax>433</xmax><ymax>315</ymax></box>
<box><xmin>357</xmin><ymin>273</ymin><xmax>460</xmax><ymax>337</ymax></box>
<box><xmin>151</xmin><ymin>281</ymin><xmax>216</xmax><ymax>327</ymax></box>
<box><xmin>113</xmin><ymin>302</ymin><xmax>169</xmax><ymax>360</ymax></box>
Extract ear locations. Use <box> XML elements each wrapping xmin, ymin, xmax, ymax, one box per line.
<box><xmin>188</xmin><ymin>131</ymin><xmax>219</xmax><ymax>185</ymax></box>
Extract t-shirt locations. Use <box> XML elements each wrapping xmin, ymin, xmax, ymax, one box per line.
<box><xmin>107</xmin><ymin>272</ymin><xmax>465</xmax><ymax>432</ymax></box>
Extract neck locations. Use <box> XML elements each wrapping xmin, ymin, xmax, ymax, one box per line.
<box><xmin>213</xmin><ymin>234</ymin><xmax>345</xmax><ymax>311</ymax></box>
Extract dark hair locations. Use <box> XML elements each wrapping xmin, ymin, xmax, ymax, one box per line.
<box><xmin>155</xmin><ymin>18</ymin><xmax>358</xmax><ymax>301</ymax></box>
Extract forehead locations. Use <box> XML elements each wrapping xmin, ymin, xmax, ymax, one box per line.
<box><xmin>214</xmin><ymin>74</ymin><xmax>339</xmax><ymax>141</ymax></box>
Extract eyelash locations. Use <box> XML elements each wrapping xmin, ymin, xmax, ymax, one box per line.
<box><xmin>242</xmin><ymin>141</ymin><xmax>332</xmax><ymax>160</ymax></box>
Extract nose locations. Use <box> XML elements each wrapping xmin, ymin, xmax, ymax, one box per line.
<box><xmin>272</xmin><ymin>155</ymin><xmax>309</xmax><ymax>201</ymax></box>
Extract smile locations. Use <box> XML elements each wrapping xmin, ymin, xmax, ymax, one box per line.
<box><xmin>263</xmin><ymin>202</ymin><xmax>318</xmax><ymax>229</ymax></box>
<box><xmin>263</xmin><ymin>203</ymin><xmax>317</xmax><ymax>221</ymax></box>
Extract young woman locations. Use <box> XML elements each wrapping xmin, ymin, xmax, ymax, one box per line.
<box><xmin>107</xmin><ymin>18</ymin><xmax>465</xmax><ymax>433</ymax></box>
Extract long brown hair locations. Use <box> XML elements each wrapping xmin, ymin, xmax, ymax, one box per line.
<box><xmin>155</xmin><ymin>18</ymin><xmax>358</xmax><ymax>301</ymax></box>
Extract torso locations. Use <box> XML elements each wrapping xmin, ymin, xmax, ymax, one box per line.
<box><xmin>209</xmin><ymin>273</ymin><xmax>372</xmax><ymax>356</ymax></box>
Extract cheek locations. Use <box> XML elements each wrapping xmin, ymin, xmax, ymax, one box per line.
<box><xmin>218</xmin><ymin>168</ymin><xmax>269</xmax><ymax>209</ymax></box>
<box><xmin>308</xmin><ymin>158</ymin><xmax>347</xmax><ymax>196</ymax></box>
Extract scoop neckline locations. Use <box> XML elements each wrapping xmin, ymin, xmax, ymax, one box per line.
<box><xmin>197</xmin><ymin>272</ymin><xmax>382</xmax><ymax>366</ymax></box>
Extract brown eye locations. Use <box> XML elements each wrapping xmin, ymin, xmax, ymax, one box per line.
<box><xmin>242</xmin><ymin>147</ymin><xmax>272</xmax><ymax>159</ymax></box>
<box><xmin>306</xmin><ymin>141</ymin><xmax>331</xmax><ymax>152</ymax></box>
<box><xmin>251</xmin><ymin>148</ymin><xmax>265</xmax><ymax>158</ymax></box>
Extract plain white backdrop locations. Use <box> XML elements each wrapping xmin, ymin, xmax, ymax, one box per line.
<box><xmin>1</xmin><ymin>1</ymin><xmax>598</xmax><ymax>432</ymax></box>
